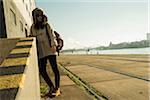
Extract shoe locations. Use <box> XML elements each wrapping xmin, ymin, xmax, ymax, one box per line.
<box><xmin>52</xmin><ymin>88</ymin><xmax>61</xmax><ymax>97</ymax></box>
<box><xmin>44</xmin><ymin>86</ymin><xmax>55</xmax><ymax>98</ymax></box>
<box><xmin>44</xmin><ymin>91</ymin><xmax>56</xmax><ymax>98</ymax></box>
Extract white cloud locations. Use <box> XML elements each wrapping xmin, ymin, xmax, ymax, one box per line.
<box><xmin>63</xmin><ymin>37</ymin><xmax>86</xmax><ymax>49</ymax></box>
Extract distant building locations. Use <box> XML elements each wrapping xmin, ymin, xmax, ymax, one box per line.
<box><xmin>0</xmin><ymin>0</ymin><xmax>36</xmax><ymax>38</ymax></box>
<box><xmin>147</xmin><ymin>33</ymin><xmax>150</xmax><ymax>40</ymax></box>
<box><xmin>109</xmin><ymin>42</ymin><xmax>113</xmax><ymax>47</ymax></box>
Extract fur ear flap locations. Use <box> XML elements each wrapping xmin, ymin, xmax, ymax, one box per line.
<box><xmin>32</xmin><ymin>8</ymin><xmax>38</xmax><ymax>23</ymax></box>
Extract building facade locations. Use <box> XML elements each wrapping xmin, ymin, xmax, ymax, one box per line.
<box><xmin>0</xmin><ymin>0</ymin><xmax>36</xmax><ymax>38</ymax></box>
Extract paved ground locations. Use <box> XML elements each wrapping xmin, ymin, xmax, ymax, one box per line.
<box><xmin>41</xmin><ymin>75</ymin><xmax>94</xmax><ymax>100</ymax></box>
<box><xmin>40</xmin><ymin>62</ymin><xmax>95</xmax><ymax>100</ymax></box>
<box><xmin>57</xmin><ymin>54</ymin><xmax>150</xmax><ymax>100</ymax></box>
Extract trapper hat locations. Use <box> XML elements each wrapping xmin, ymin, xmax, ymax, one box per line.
<box><xmin>32</xmin><ymin>8</ymin><xmax>44</xmax><ymax>23</ymax></box>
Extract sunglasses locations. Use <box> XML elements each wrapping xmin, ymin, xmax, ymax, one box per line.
<box><xmin>36</xmin><ymin>14</ymin><xmax>42</xmax><ymax>17</ymax></box>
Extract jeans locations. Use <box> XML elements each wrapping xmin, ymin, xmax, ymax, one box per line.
<box><xmin>38</xmin><ymin>55</ymin><xmax>60</xmax><ymax>89</ymax></box>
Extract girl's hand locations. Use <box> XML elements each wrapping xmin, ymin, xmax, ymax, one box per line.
<box><xmin>50</xmin><ymin>46</ymin><xmax>56</xmax><ymax>53</ymax></box>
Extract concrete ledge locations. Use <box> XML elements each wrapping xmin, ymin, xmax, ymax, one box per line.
<box><xmin>0</xmin><ymin>74</ymin><xmax>23</xmax><ymax>89</ymax></box>
<box><xmin>10</xmin><ymin>48</ymin><xmax>30</xmax><ymax>54</ymax></box>
<box><xmin>6</xmin><ymin>53</ymin><xmax>29</xmax><ymax>59</ymax></box>
<box><xmin>0</xmin><ymin>38</ymin><xmax>18</xmax><ymax>64</ymax></box>
<box><xmin>0</xmin><ymin>37</ymin><xmax>40</xmax><ymax>100</ymax></box>
<box><xmin>0</xmin><ymin>88</ymin><xmax>18</xmax><ymax>100</ymax></box>
<box><xmin>0</xmin><ymin>65</ymin><xmax>25</xmax><ymax>76</ymax></box>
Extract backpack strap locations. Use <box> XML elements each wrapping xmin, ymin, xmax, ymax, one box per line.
<box><xmin>45</xmin><ymin>24</ymin><xmax>52</xmax><ymax>47</ymax></box>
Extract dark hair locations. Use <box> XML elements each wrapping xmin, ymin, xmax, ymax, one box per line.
<box><xmin>32</xmin><ymin>8</ymin><xmax>38</xmax><ymax>22</ymax></box>
<box><xmin>43</xmin><ymin>15</ymin><xmax>48</xmax><ymax>22</ymax></box>
<box><xmin>34</xmin><ymin>22</ymin><xmax>45</xmax><ymax>29</ymax></box>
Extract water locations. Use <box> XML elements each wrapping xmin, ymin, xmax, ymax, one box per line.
<box><xmin>63</xmin><ymin>47</ymin><xmax>150</xmax><ymax>54</ymax></box>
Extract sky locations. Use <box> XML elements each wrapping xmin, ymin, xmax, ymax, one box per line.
<box><xmin>36</xmin><ymin>0</ymin><xmax>149</xmax><ymax>49</ymax></box>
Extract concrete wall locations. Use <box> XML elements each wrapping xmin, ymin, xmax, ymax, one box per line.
<box><xmin>0</xmin><ymin>1</ymin><xmax>7</xmax><ymax>38</ymax></box>
<box><xmin>13</xmin><ymin>0</ymin><xmax>36</xmax><ymax>28</ymax></box>
<box><xmin>2</xmin><ymin>0</ymin><xmax>35</xmax><ymax>38</ymax></box>
<box><xmin>0</xmin><ymin>38</ymin><xmax>18</xmax><ymax>64</ymax></box>
<box><xmin>0</xmin><ymin>37</ymin><xmax>40</xmax><ymax>100</ymax></box>
<box><xmin>16</xmin><ymin>37</ymin><xmax>40</xmax><ymax>100</ymax></box>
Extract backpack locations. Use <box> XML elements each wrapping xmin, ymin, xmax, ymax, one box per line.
<box><xmin>54</xmin><ymin>31</ymin><xmax>64</xmax><ymax>56</ymax></box>
<box><xmin>45</xmin><ymin>24</ymin><xmax>64</xmax><ymax>56</ymax></box>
